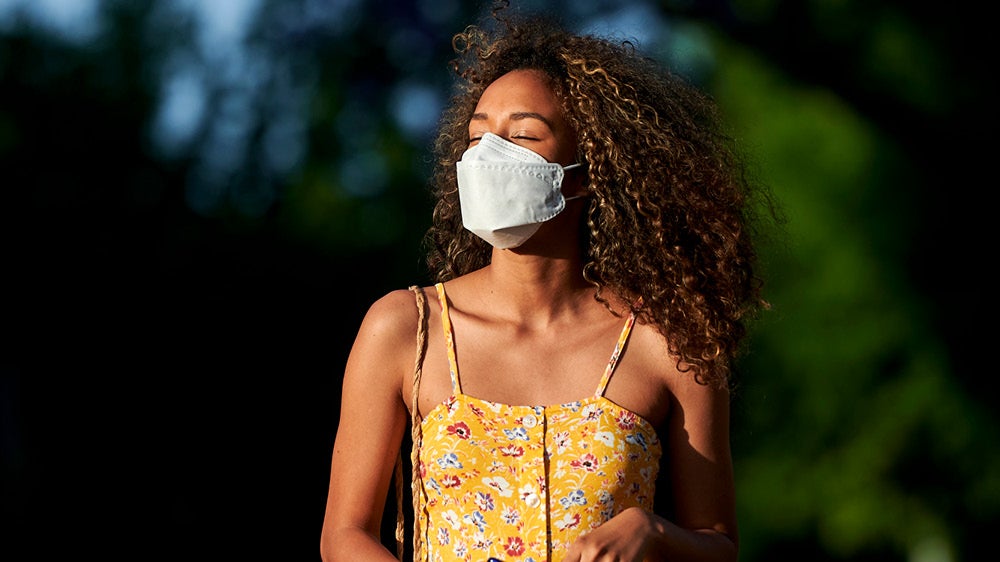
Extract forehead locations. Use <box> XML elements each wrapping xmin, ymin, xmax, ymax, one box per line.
<box><xmin>474</xmin><ymin>69</ymin><xmax>562</xmax><ymax>117</ymax></box>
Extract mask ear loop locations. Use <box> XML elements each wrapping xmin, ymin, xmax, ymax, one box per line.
<box><xmin>562</xmin><ymin>162</ymin><xmax>589</xmax><ymax>200</ymax></box>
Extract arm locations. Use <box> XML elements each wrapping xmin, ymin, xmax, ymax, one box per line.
<box><xmin>564</xmin><ymin>374</ymin><xmax>738</xmax><ymax>562</ymax></box>
<box><xmin>650</xmin><ymin>374</ymin><xmax>738</xmax><ymax>561</ymax></box>
<box><xmin>320</xmin><ymin>290</ymin><xmax>417</xmax><ymax>562</ymax></box>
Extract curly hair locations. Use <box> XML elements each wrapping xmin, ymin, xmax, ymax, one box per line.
<box><xmin>422</xmin><ymin>5</ymin><xmax>770</xmax><ymax>388</ymax></box>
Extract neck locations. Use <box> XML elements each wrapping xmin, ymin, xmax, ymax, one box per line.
<box><xmin>457</xmin><ymin>203</ymin><xmax>612</xmax><ymax>326</ymax></box>
<box><xmin>476</xmin><ymin>237</ymin><xmax>594</xmax><ymax>326</ymax></box>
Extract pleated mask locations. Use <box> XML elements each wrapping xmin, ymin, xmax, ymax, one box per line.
<box><xmin>456</xmin><ymin>132</ymin><xmax>581</xmax><ymax>249</ymax></box>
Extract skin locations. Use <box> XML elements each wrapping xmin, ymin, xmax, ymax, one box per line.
<box><xmin>320</xmin><ymin>69</ymin><xmax>738</xmax><ymax>562</ymax></box>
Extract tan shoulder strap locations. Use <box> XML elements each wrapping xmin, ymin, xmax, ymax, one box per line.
<box><xmin>395</xmin><ymin>285</ymin><xmax>428</xmax><ymax>560</ymax></box>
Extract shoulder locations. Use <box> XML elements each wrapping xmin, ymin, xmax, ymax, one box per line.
<box><xmin>340</xmin><ymin>288</ymin><xmax>433</xmax><ymax>403</ymax></box>
<box><xmin>366</xmin><ymin>287</ymin><xmax>424</xmax><ymax>320</ymax></box>
<box><xmin>626</xmin><ymin>319</ymin><xmax>679</xmax><ymax>375</ymax></box>
<box><xmin>628</xmin><ymin>318</ymin><xmax>729</xmax><ymax>413</ymax></box>
<box><xmin>356</xmin><ymin>288</ymin><xmax>425</xmax><ymax>342</ymax></box>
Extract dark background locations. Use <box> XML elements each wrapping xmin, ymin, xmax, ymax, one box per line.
<box><xmin>2</xmin><ymin>1</ymin><xmax>995</xmax><ymax>561</ymax></box>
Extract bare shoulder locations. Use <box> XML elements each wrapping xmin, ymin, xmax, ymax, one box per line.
<box><xmin>345</xmin><ymin>288</ymin><xmax>426</xmax><ymax>386</ymax></box>
<box><xmin>352</xmin><ymin>288</ymin><xmax>428</xmax><ymax>351</ymax></box>
<box><xmin>362</xmin><ymin>288</ymin><xmax>422</xmax><ymax>328</ymax></box>
<box><xmin>619</xmin><ymin>319</ymin><xmax>731</xmax><ymax>425</ymax></box>
<box><xmin>626</xmin><ymin>320</ymin><xmax>685</xmax><ymax>381</ymax></box>
<box><xmin>635</xmin><ymin>323</ymin><xmax>731</xmax><ymax>449</ymax></box>
<box><xmin>629</xmin><ymin>320</ymin><xmax>724</xmax><ymax>389</ymax></box>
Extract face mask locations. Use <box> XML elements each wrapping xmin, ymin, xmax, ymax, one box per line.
<box><xmin>456</xmin><ymin>132</ymin><xmax>582</xmax><ymax>249</ymax></box>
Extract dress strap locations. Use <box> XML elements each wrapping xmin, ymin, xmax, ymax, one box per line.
<box><xmin>434</xmin><ymin>282</ymin><xmax>462</xmax><ymax>394</ymax></box>
<box><xmin>595</xmin><ymin>300</ymin><xmax>642</xmax><ymax>398</ymax></box>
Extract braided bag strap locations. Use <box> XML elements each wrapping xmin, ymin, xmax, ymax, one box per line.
<box><xmin>395</xmin><ymin>285</ymin><xmax>428</xmax><ymax>560</ymax></box>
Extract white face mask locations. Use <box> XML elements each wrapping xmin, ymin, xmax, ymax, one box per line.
<box><xmin>456</xmin><ymin>132</ymin><xmax>582</xmax><ymax>249</ymax></box>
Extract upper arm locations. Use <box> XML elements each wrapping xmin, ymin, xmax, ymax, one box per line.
<box><xmin>664</xmin><ymin>374</ymin><xmax>738</xmax><ymax>545</ymax></box>
<box><xmin>321</xmin><ymin>290</ymin><xmax>418</xmax><ymax>544</ymax></box>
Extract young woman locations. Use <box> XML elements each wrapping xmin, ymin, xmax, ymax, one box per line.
<box><xmin>321</xmin><ymin>8</ymin><xmax>769</xmax><ymax>562</ymax></box>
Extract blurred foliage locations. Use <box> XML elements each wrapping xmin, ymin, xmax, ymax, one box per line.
<box><xmin>710</xmin><ymin>33</ymin><xmax>998</xmax><ymax>561</ymax></box>
<box><xmin>1</xmin><ymin>1</ymin><xmax>995</xmax><ymax>561</ymax></box>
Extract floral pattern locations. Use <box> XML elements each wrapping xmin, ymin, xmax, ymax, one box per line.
<box><xmin>413</xmin><ymin>284</ymin><xmax>663</xmax><ymax>562</ymax></box>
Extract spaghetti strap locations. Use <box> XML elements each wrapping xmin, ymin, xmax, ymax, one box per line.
<box><xmin>434</xmin><ymin>282</ymin><xmax>462</xmax><ymax>394</ymax></box>
<box><xmin>595</xmin><ymin>306</ymin><xmax>640</xmax><ymax>398</ymax></box>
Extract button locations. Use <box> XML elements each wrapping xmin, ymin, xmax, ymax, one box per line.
<box><xmin>524</xmin><ymin>492</ymin><xmax>540</xmax><ymax>508</ymax></box>
<box><xmin>522</xmin><ymin>414</ymin><xmax>537</xmax><ymax>428</ymax></box>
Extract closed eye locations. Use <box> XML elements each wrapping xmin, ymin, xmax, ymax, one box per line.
<box><xmin>467</xmin><ymin>134</ymin><xmax>540</xmax><ymax>145</ymax></box>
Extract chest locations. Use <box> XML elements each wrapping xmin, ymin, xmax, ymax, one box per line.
<box><xmin>415</xmin><ymin>319</ymin><xmax>672</xmax><ymax>429</ymax></box>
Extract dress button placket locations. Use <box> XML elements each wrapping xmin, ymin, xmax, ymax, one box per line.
<box><xmin>522</xmin><ymin>406</ymin><xmax>548</xmax><ymax>559</ymax></box>
<box><xmin>536</xmin><ymin>406</ymin><xmax>550</xmax><ymax>558</ymax></box>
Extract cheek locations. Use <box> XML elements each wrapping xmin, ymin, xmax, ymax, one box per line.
<box><xmin>557</xmin><ymin>133</ymin><xmax>579</xmax><ymax>164</ymax></box>
<box><xmin>561</xmin><ymin>170</ymin><xmax>587</xmax><ymax>195</ymax></box>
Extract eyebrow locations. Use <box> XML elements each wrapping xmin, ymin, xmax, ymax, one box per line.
<box><xmin>470</xmin><ymin>111</ymin><xmax>555</xmax><ymax>130</ymax></box>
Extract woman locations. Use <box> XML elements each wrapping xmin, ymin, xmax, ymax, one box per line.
<box><xmin>321</xmin><ymin>7</ymin><xmax>769</xmax><ymax>562</ymax></box>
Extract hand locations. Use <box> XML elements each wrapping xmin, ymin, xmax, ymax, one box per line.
<box><xmin>561</xmin><ymin>507</ymin><xmax>659</xmax><ymax>562</ymax></box>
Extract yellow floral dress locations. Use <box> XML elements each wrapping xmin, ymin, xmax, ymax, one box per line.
<box><xmin>413</xmin><ymin>283</ymin><xmax>662</xmax><ymax>562</ymax></box>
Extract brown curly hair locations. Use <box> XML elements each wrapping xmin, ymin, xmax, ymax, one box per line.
<box><xmin>422</xmin><ymin>5</ymin><xmax>770</xmax><ymax>388</ymax></box>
